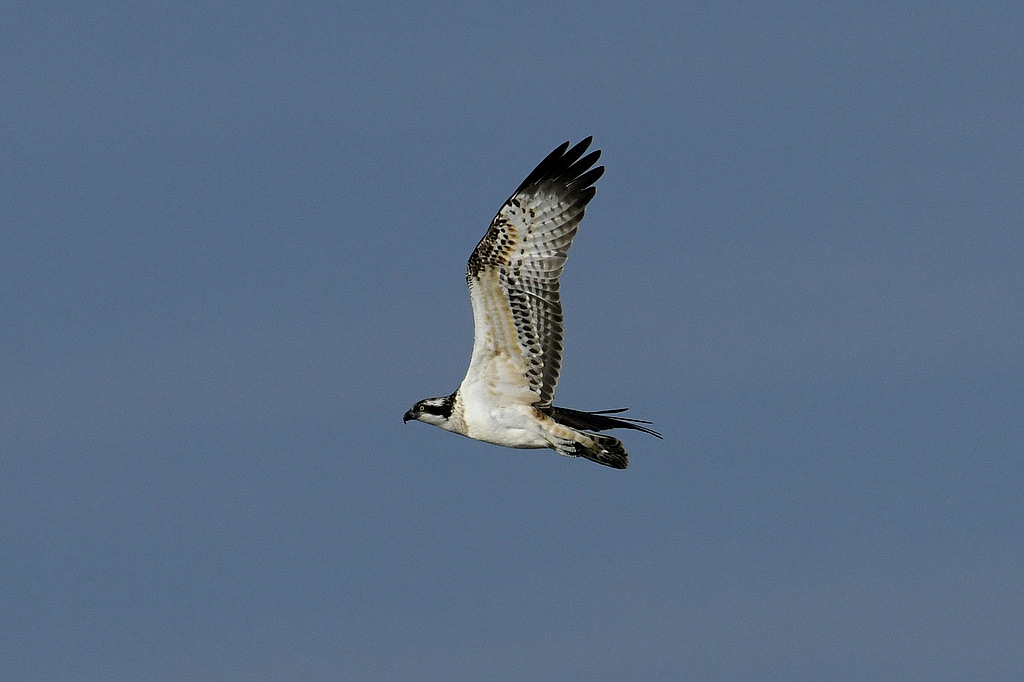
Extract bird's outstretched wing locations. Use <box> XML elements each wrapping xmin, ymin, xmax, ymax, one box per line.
<box><xmin>463</xmin><ymin>138</ymin><xmax>603</xmax><ymax>408</ymax></box>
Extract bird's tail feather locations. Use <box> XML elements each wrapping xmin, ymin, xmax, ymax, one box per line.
<box><xmin>555</xmin><ymin>432</ymin><xmax>629</xmax><ymax>469</ymax></box>
<box><xmin>579</xmin><ymin>433</ymin><xmax>630</xmax><ymax>469</ymax></box>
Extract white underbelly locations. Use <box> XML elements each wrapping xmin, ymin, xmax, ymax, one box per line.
<box><xmin>456</xmin><ymin>372</ymin><xmax>550</xmax><ymax>448</ymax></box>
<box><xmin>457</xmin><ymin>349</ymin><xmax>559</xmax><ymax>448</ymax></box>
<box><xmin>461</xmin><ymin>401</ymin><xmax>550</xmax><ymax>449</ymax></box>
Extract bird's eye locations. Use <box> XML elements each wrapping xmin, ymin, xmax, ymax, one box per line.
<box><xmin>418</xmin><ymin>404</ymin><xmax>426</xmax><ymax>412</ymax></box>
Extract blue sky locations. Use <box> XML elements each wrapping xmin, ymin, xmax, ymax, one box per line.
<box><xmin>3</xmin><ymin>2</ymin><xmax>1022</xmax><ymax>678</ymax></box>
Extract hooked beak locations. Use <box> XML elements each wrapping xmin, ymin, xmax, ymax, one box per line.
<box><xmin>403</xmin><ymin>410</ymin><xmax>416</xmax><ymax>424</ymax></box>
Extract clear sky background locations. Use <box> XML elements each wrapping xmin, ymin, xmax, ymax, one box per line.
<box><xmin>3</xmin><ymin>2</ymin><xmax>1022</xmax><ymax>679</ymax></box>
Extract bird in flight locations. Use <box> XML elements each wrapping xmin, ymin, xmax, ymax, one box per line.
<box><xmin>404</xmin><ymin>138</ymin><xmax>660</xmax><ymax>469</ymax></box>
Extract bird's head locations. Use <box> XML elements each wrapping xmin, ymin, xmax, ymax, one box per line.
<box><xmin>403</xmin><ymin>394</ymin><xmax>455</xmax><ymax>428</ymax></box>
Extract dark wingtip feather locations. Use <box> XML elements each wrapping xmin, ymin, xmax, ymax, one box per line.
<box><xmin>511</xmin><ymin>137</ymin><xmax>603</xmax><ymax>197</ymax></box>
<box><xmin>549</xmin><ymin>406</ymin><xmax>663</xmax><ymax>439</ymax></box>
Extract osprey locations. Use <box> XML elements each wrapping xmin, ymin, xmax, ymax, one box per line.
<box><xmin>404</xmin><ymin>137</ymin><xmax>660</xmax><ymax>469</ymax></box>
